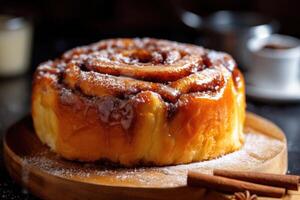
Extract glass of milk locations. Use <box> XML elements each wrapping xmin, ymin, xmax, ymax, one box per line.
<box><xmin>0</xmin><ymin>15</ymin><xmax>32</xmax><ymax>76</ymax></box>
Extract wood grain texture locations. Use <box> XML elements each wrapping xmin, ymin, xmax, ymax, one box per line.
<box><xmin>4</xmin><ymin>112</ymin><xmax>291</xmax><ymax>200</ymax></box>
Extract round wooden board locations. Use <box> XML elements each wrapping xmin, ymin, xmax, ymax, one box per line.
<box><xmin>4</xmin><ymin>112</ymin><xmax>287</xmax><ymax>200</ymax></box>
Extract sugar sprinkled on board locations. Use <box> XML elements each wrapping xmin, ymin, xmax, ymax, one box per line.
<box><xmin>20</xmin><ymin>159</ymin><xmax>29</xmax><ymax>194</ymax></box>
<box><xmin>21</xmin><ymin>132</ymin><xmax>284</xmax><ymax>187</ymax></box>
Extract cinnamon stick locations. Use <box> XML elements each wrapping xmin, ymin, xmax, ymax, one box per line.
<box><xmin>187</xmin><ymin>171</ymin><xmax>286</xmax><ymax>198</ymax></box>
<box><xmin>213</xmin><ymin>169</ymin><xmax>299</xmax><ymax>190</ymax></box>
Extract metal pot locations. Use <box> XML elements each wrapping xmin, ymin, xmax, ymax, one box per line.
<box><xmin>180</xmin><ymin>10</ymin><xmax>279</xmax><ymax>66</ymax></box>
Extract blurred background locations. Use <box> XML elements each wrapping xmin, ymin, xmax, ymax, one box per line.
<box><xmin>0</xmin><ymin>0</ymin><xmax>300</xmax><ymax>68</ymax></box>
<box><xmin>0</xmin><ymin>0</ymin><xmax>300</xmax><ymax>199</ymax></box>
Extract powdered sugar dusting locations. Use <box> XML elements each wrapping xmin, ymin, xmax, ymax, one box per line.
<box><xmin>21</xmin><ymin>132</ymin><xmax>284</xmax><ymax>188</ymax></box>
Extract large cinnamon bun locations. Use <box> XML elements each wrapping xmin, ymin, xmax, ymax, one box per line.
<box><xmin>32</xmin><ymin>38</ymin><xmax>245</xmax><ymax>166</ymax></box>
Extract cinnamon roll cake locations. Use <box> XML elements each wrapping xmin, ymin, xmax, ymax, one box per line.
<box><xmin>32</xmin><ymin>38</ymin><xmax>245</xmax><ymax>166</ymax></box>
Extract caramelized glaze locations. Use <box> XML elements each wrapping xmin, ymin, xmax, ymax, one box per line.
<box><xmin>34</xmin><ymin>38</ymin><xmax>240</xmax><ymax>129</ymax></box>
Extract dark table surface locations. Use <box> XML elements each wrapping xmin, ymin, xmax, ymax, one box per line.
<box><xmin>0</xmin><ymin>75</ymin><xmax>300</xmax><ymax>200</ymax></box>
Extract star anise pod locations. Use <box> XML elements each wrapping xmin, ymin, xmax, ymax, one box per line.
<box><xmin>231</xmin><ymin>190</ymin><xmax>258</xmax><ymax>200</ymax></box>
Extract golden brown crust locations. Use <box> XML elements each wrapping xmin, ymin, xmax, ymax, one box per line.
<box><xmin>32</xmin><ymin>38</ymin><xmax>245</xmax><ymax>166</ymax></box>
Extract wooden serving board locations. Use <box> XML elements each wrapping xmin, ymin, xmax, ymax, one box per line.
<box><xmin>4</xmin><ymin>112</ymin><xmax>294</xmax><ymax>200</ymax></box>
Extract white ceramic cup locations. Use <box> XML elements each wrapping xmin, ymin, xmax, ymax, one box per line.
<box><xmin>246</xmin><ymin>34</ymin><xmax>300</xmax><ymax>90</ymax></box>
